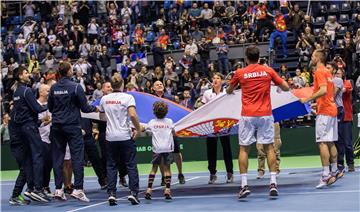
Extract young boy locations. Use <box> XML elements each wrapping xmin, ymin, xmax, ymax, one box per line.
<box><xmin>143</xmin><ymin>101</ymin><xmax>175</xmax><ymax>200</ymax></box>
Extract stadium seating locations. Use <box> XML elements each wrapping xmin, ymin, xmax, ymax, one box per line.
<box><xmin>314</xmin><ymin>16</ymin><xmax>325</xmax><ymax>28</ymax></box>
<box><xmin>339</xmin><ymin>14</ymin><xmax>350</xmax><ymax>25</ymax></box>
<box><xmin>328</xmin><ymin>4</ymin><xmax>340</xmax><ymax>14</ymax></box>
<box><xmin>341</xmin><ymin>2</ymin><xmax>352</xmax><ymax>14</ymax></box>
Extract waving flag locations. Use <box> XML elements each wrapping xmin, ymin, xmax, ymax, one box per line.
<box><xmin>174</xmin><ymin>87</ymin><xmax>311</xmax><ymax>137</ymax></box>
<box><xmin>127</xmin><ymin>91</ymin><xmax>191</xmax><ymax>123</ymax></box>
<box><xmin>82</xmin><ymin>92</ymin><xmax>192</xmax><ymax>124</ymax></box>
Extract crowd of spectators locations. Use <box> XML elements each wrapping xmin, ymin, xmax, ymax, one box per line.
<box><xmin>1</xmin><ymin>1</ymin><xmax>360</xmax><ymax>137</ymax></box>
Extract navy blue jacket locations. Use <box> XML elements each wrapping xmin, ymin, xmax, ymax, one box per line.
<box><xmin>48</xmin><ymin>77</ymin><xmax>96</xmax><ymax>125</ymax></box>
<box><xmin>10</xmin><ymin>83</ymin><xmax>47</xmax><ymax>124</ymax></box>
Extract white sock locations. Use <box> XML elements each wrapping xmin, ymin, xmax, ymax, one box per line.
<box><xmin>331</xmin><ymin>163</ymin><xmax>337</xmax><ymax>172</ymax></box>
<box><xmin>240</xmin><ymin>174</ymin><xmax>248</xmax><ymax>187</ymax></box>
<box><xmin>323</xmin><ymin>166</ymin><xmax>330</xmax><ymax>176</ymax></box>
<box><xmin>270</xmin><ymin>172</ymin><xmax>277</xmax><ymax>185</ymax></box>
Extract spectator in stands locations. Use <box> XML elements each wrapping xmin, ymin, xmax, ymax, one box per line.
<box><xmin>293</xmin><ymin>69</ymin><xmax>306</xmax><ymax>88</ymax></box>
<box><xmin>216</xmin><ymin>39</ymin><xmax>230</xmax><ymax>75</ymax></box>
<box><xmin>179</xmin><ymin>50</ymin><xmax>194</xmax><ymax>71</ymax></box>
<box><xmin>98</xmin><ymin>46</ymin><xmax>112</xmax><ymax>80</ymax></box>
<box><xmin>1</xmin><ymin>113</ymin><xmax>10</xmax><ymax>144</ymax></box>
<box><xmin>324</xmin><ymin>16</ymin><xmax>342</xmax><ymax>42</ymax></box>
<box><xmin>180</xmin><ymin>87</ymin><xmax>196</xmax><ymax>110</ymax></box>
<box><xmin>296</xmin><ymin>35</ymin><xmax>312</xmax><ymax>68</ymax></box>
<box><xmin>303</xmin><ymin>27</ymin><xmax>315</xmax><ymax>47</ymax></box>
<box><xmin>254</xmin><ymin>1</ymin><xmax>274</xmax><ymax>40</ymax></box>
<box><xmin>200</xmin><ymin>3</ymin><xmax>213</xmax><ymax>28</ymax></box>
<box><xmin>189</xmin><ymin>3</ymin><xmax>201</xmax><ymax>27</ymax></box>
<box><xmin>289</xmin><ymin>4</ymin><xmax>305</xmax><ymax>39</ymax></box>
<box><xmin>23</xmin><ymin>1</ymin><xmax>36</xmax><ymax>19</ymax></box>
<box><xmin>158</xmin><ymin>29</ymin><xmax>170</xmax><ymax>50</ymax></box>
<box><xmin>41</xmin><ymin>53</ymin><xmax>57</xmax><ymax>73</ymax></box>
<box><xmin>87</xmin><ymin>18</ymin><xmax>99</xmax><ymax>43</ymax></box>
<box><xmin>279</xmin><ymin>64</ymin><xmax>291</xmax><ymax>80</ymax></box>
<box><xmin>184</xmin><ymin>39</ymin><xmax>198</xmax><ymax>57</ymax></box>
<box><xmin>341</xmin><ymin>39</ymin><xmax>355</xmax><ymax>78</ymax></box>
<box><xmin>79</xmin><ymin>38</ymin><xmax>91</xmax><ymax>58</ymax></box>
<box><xmin>269</xmin><ymin>9</ymin><xmax>289</xmax><ymax>58</ymax></box>
<box><xmin>198</xmin><ymin>37</ymin><xmax>211</xmax><ymax>75</ymax></box>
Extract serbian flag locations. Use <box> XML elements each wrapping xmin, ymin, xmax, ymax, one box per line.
<box><xmin>82</xmin><ymin>92</ymin><xmax>191</xmax><ymax>123</ymax></box>
<box><xmin>174</xmin><ymin>87</ymin><xmax>311</xmax><ymax>137</ymax></box>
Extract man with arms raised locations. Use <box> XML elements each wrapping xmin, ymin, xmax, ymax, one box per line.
<box><xmin>226</xmin><ymin>46</ymin><xmax>289</xmax><ymax>198</ymax></box>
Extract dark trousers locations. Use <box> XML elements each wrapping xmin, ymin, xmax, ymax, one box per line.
<box><xmin>107</xmin><ymin>139</ymin><xmax>139</xmax><ymax>196</ymax></box>
<box><xmin>10</xmin><ymin>122</ymin><xmax>44</xmax><ymax>191</ymax></box>
<box><xmin>42</xmin><ymin>142</ymin><xmax>52</xmax><ymax>188</ymax></box>
<box><xmin>99</xmin><ymin>131</ymin><xmax>127</xmax><ymax>178</ymax></box>
<box><xmin>206</xmin><ymin>136</ymin><xmax>233</xmax><ymax>175</ymax></box>
<box><xmin>50</xmin><ymin>124</ymin><xmax>84</xmax><ymax>189</ymax></box>
<box><xmin>336</xmin><ymin>121</ymin><xmax>355</xmax><ymax>166</ymax></box>
<box><xmin>84</xmin><ymin>135</ymin><xmax>106</xmax><ymax>185</ymax></box>
<box><xmin>10</xmin><ymin>142</ymin><xmax>34</xmax><ymax>197</ymax></box>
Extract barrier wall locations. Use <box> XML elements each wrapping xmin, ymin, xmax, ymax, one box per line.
<box><xmin>2</xmin><ymin>124</ymin><xmax>358</xmax><ymax>171</ymax></box>
<box><xmin>145</xmin><ymin>42</ymin><xmax>270</xmax><ymax>67</ymax></box>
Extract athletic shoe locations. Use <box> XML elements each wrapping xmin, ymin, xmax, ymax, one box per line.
<box><xmin>54</xmin><ymin>189</ymin><xmax>67</xmax><ymax>201</ymax></box>
<box><xmin>128</xmin><ymin>193</ymin><xmax>140</xmax><ymax>205</ymax></box>
<box><xmin>316</xmin><ymin>175</ymin><xmax>336</xmax><ymax>189</ymax></box>
<box><xmin>269</xmin><ymin>183</ymin><xmax>279</xmax><ymax>197</ymax></box>
<box><xmin>71</xmin><ymin>189</ymin><xmax>90</xmax><ymax>202</ymax></box>
<box><xmin>9</xmin><ymin>195</ymin><xmax>30</xmax><ymax>206</ymax></box>
<box><xmin>30</xmin><ymin>190</ymin><xmax>51</xmax><ymax>202</ymax></box>
<box><xmin>332</xmin><ymin>169</ymin><xmax>344</xmax><ymax>180</ymax></box>
<box><xmin>164</xmin><ymin>188</ymin><xmax>172</xmax><ymax>200</ymax></box>
<box><xmin>208</xmin><ymin>174</ymin><xmax>217</xmax><ymax>184</ymax></box>
<box><xmin>226</xmin><ymin>173</ymin><xmax>234</xmax><ymax>183</ymax></box>
<box><xmin>144</xmin><ymin>188</ymin><xmax>152</xmax><ymax>200</ymax></box>
<box><xmin>108</xmin><ymin>195</ymin><xmax>117</xmax><ymax>206</ymax></box>
<box><xmin>160</xmin><ymin>177</ymin><xmax>165</xmax><ymax>186</ymax></box>
<box><xmin>348</xmin><ymin>164</ymin><xmax>355</xmax><ymax>172</ymax></box>
<box><xmin>64</xmin><ymin>184</ymin><xmax>74</xmax><ymax>194</ymax></box>
<box><xmin>256</xmin><ymin>171</ymin><xmax>265</xmax><ymax>179</ymax></box>
<box><xmin>44</xmin><ymin>187</ymin><xmax>54</xmax><ymax>198</ymax></box>
<box><xmin>178</xmin><ymin>174</ymin><xmax>185</xmax><ymax>184</ymax></box>
<box><xmin>24</xmin><ymin>189</ymin><xmax>40</xmax><ymax>202</ymax></box>
<box><xmin>238</xmin><ymin>185</ymin><xmax>251</xmax><ymax>199</ymax></box>
<box><xmin>119</xmin><ymin>177</ymin><xmax>128</xmax><ymax>187</ymax></box>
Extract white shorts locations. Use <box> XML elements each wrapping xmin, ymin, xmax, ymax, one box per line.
<box><xmin>64</xmin><ymin>144</ymin><xmax>71</xmax><ymax>160</ymax></box>
<box><xmin>238</xmin><ymin>116</ymin><xmax>274</xmax><ymax>146</ymax></box>
<box><xmin>316</xmin><ymin>115</ymin><xmax>338</xmax><ymax>142</ymax></box>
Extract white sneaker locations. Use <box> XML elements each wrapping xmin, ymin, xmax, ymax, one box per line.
<box><xmin>208</xmin><ymin>174</ymin><xmax>217</xmax><ymax>184</ymax></box>
<box><xmin>54</xmin><ymin>189</ymin><xmax>67</xmax><ymax>201</ymax></box>
<box><xmin>71</xmin><ymin>189</ymin><xmax>90</xmax><ymax>202</ymax></box>
<box><xmin>315</xmin><ymin>175</ymin><xmax>336</xmax><ymax>189</ymax></box>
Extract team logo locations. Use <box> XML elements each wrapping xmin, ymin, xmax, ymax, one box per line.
<box><xmin>176</xmin><ymin>118</ymin><xmax>238</xmax><ymax>137</ymax></box>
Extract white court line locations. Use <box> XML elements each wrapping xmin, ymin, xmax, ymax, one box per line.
<box><xmin>66</xmin><ymin>176</ymin><xmax>201</xmax><ymax>212</ymax></box>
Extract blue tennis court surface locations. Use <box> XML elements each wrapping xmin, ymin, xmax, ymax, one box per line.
<box><xmin>1</xmin><ymin>167</ymin><xmax>359</xmax><ymax>211</ymax></box>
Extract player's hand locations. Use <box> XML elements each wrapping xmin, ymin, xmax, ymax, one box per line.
<box><xmin>299</xmin><ymin>98</ymin><xmax>308</xmax><ymax>104</ymax></box>
<box><xmin>132</xmin><ymin>129</ymin><xmax>139</xmax><ymax>140</ymax></box>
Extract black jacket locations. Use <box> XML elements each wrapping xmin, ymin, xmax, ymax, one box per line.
<box><xmin>48</xmin><ymin>77</ymin><xmax>96</xmax><ymax>125</ymax></box>
<box><xmin>10</xmin><ymin>83</ymin><xmax>47</xmax><ymax>124</ymax></box>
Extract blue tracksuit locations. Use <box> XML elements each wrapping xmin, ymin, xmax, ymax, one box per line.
<box><xmin>48</xmin><ymin>77</ymin><xmax>97</xmax><ymax>189</ymax></box>
<box><xmin>10</xmin><ymin>83</ymin><xmax>47</xmax><ymax>193</ymax></box>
